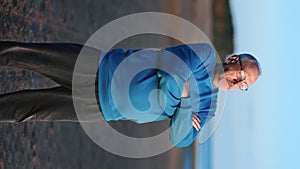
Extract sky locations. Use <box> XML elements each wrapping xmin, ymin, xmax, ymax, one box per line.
<box><xmin>211</xmin><ymin>1</ymin><xmax>300</xmax><ymax>169</ymax></box>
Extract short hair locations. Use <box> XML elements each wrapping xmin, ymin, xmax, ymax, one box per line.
<box><xmin>239</xmin><ymin>53</ymin><xmax>262</xmax><ymax>76</ymax></box>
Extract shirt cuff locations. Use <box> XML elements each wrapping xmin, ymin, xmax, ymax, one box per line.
<box><xmin>180</xmin><ymin>97</ymin><xmax>191</xmax><ymax>109</ymax></box>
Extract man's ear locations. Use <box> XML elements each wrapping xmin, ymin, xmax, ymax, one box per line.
<box><xmin>224</xmin><ymin>55</ymin><xmax>239</xmax><ymax>65</ymax></box>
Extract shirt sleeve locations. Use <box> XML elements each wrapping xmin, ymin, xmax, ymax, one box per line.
<box><xmin>158</xmin><ymin>43</ymin><xmax>218</xmax><ymax>147</ymax></box>
<box><xmin>169</xmin><ymin>97</ymin><xmax>214</xmax><ymax>147</ymax></box>
<box><xmin>169</xmin><ymin>97</ymin><xmax>193</xmax><ymax>147</ymax></box>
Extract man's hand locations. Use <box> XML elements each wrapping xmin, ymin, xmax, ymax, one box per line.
<box><xmin>192</xmin><ymin>114</ymin><xmax>201</xmax><ymax>131</ymax></box>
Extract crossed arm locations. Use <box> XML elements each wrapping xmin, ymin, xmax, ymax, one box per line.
<box><xmin>181</xmin><ymin>80</ymin><xmax>201</xmax><ymax>131</ymax></box>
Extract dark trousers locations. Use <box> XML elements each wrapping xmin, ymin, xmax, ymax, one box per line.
<box><xmin>0</xmin><ymin>41</ymin><xmax>104</xmax><ymax>122</ymax></box>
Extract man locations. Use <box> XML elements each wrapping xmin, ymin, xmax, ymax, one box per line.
<box><xmin>0</xmin><ymin>41</ymin><xmax>261</xmax><ymax>147</ymax></box>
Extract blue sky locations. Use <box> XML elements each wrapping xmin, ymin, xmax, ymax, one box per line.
<box><xmin>211</xmin><ymin>1</ymin><xmax>300</xmax><ymax>169</ymax></box>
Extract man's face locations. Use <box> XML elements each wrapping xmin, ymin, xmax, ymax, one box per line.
<box><xmin>213</xmin><ymin>56</ymin><xmax>259</xmax><ymax>90</ymax></box>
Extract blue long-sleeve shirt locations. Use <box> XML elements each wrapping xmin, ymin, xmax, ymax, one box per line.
<box><xmin>98</xmin><ymin>43</ymin><xmax>219</xmax><ymax>147</ymax></box>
